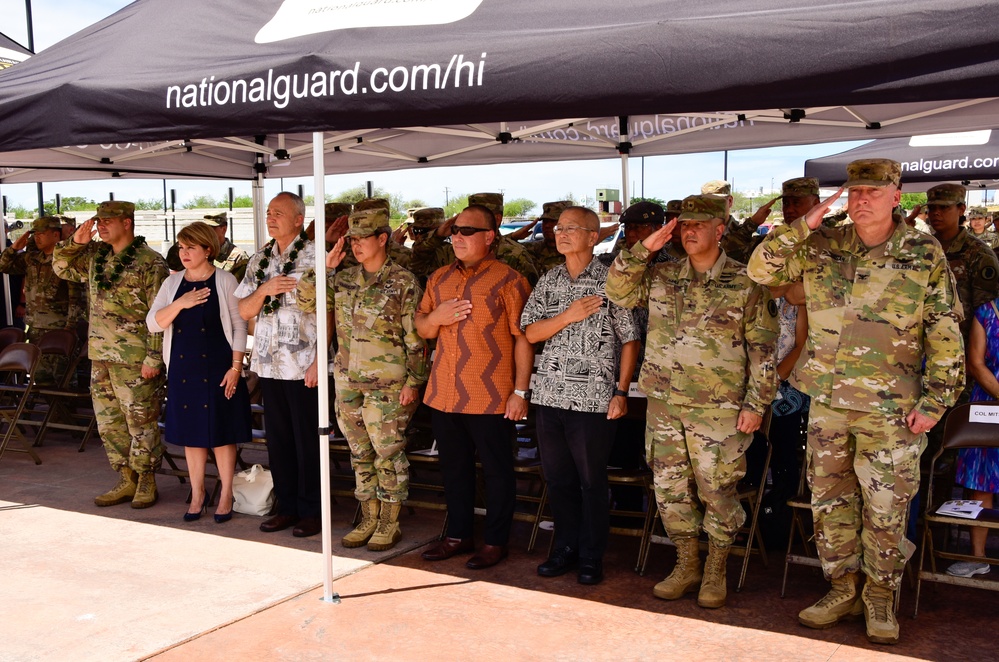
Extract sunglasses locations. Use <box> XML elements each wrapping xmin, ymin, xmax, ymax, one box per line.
<box><xmin>449</xmin><ymin>225</ymin><xmax>491</xmax><ymax>237</ymax></box>
<box><xmin>411</xmin><ymin>226</ymin><xmax>434</xmax><ymax>235</ymax></box>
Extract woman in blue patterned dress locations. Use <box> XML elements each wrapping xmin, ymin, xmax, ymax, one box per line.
<box><xmin>947</xmin><ymin>299</ymin><xmax>999</xmax><ymax>577</ymax></box>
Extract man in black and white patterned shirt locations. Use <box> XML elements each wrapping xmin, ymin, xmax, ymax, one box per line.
<box><xmin>521</xmin><ymin>206</ymin><xmax>639</xmax><ymax>586</ymax></box>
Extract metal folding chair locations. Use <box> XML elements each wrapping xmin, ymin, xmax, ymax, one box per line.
<box><xmin>0</xmin><ymin>343</ymin><xmax>42</xmax><ymax>464</ymax></box>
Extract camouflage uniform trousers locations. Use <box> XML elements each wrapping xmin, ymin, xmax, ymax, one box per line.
<box><xmin>335</xmin><ymin>383</ymin><xmax>417</xmax><ymax>503</ymax></box>
<box><xmin>26</xmin><ymin>326</ymin><xmax>68</xmax><ymax>386</ymax></box>
<box><xmin>807</xmin><ymin>402</ymin><xmax>923</xmax><ymax>589</ymax></box>
<box><xmin>91</xmin><ymin>360</ymin><xmax>165</xmax><ymax>474</ymax></box>
<box><xmin>646</xmin><ymin>397</ymin><xmax>751</xmax><ymax>546</ymax></box>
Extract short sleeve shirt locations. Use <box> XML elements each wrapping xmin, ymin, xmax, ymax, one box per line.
<box><xmin>520</xmin><ymin>257</ymin><xmax>638</xmax><ymax>412</ymax></box>
<box><xmin>419</xmin><ymin>257</ymin><xmax>531</xmax><ymax>415</ymax></box>
<box><xmin>234</xmin><ymin>237</ymin><xmax>318</xmax><ymax>381</ymax></box>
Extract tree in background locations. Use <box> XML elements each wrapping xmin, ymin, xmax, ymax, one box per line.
<box><xmin>900</xmin><ymin>192</ymin><xmax>927</xmax><ymax>209</ymax></box>
<box><xmin>443</xmin><ymin>194</ymin><xmax>470</xmax><ymax>219</ymax></box>
<box><xmin>503</xmin><ymin>198</ymin><xmax>536</xmax><ymax>218</ymax></box>
<box><xmin>631</xmin><ymin>196</ymin><xmax>667</xmax><ymax>208</ymax></box>
<box><xmin>562</xmin><ymin>192</ymin><xmax>597</xmax><ymax>210</ymax></box>
<box><xmin>182</xmin><ymin>194</ymin><xmax>221</xmax><ymax>210</ymax></box>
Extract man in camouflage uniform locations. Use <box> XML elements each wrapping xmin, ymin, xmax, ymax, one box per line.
<box><xmin>52</xmin><ymin>201</ymin><xmax>168</xmax><ymax>508</ymax></box>
<box><xmin>747</xmin><ymin>159</ymin><xmax>965</xmax><ymax>644</ymax></box>
<box><xmin>607</xmin><ymin>195</ymin><xmax>778</xmax><ymax>609</ymax></box>
<box><xmin>0</xmin><ymin>216</ymin><xmax>86</xmax><ymax>384</ymax></box>
<box><xmin>968</xmin><ymin>206</ymin><xmax>999</xmax><ymax>250</ymax></box>
<box><xmin>523</xmin><ymin>200</ymin><xmax>572</xmax><ymax>275</ymax></box>
<box><xmin>722</xmin><ymin>177</ymin><xmax>823</xmax><ymax>264</ymax></box>
<box><xmin>299</xmin><ymin>209</ymin><xmax>427</xmax><ymax>551</ymax></box>
<box><xmin>410</xmin><ymin>192</ymin><xmax>540</xmax><ymax>286</ymax></box>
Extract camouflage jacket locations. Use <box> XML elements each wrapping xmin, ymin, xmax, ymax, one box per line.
<box><xmin>524</xmin><ymin>240</ymin><xmax>565</xmax><ymax>275</ymax></box>
<box><xmin>298</xmin><ymin>259</ymin><xmax>427</xmax><ymax>389</ymax></box>
<box><xmin>0</xmin><ymin>245</ymin><xmax>86</xmax><ymax>330</ymax></box>
<box><xmin>607</xmin><ymin>244</ymin><xmax>778</xmax><ymax>416</ymax></box>
<box><xmin>940</xmin><ymin>228</ymin><xmax>999</xmax><ymax>344</ymax></box>
<box><xmin>410</xmin><ymin>232</ymin><xmax>540</xmax><ymax>286</ymax></box>
<box><xmin>969</xmin><ymin>229</ymin><xmax>999</xmax><ymax>251</ymax></box>
<box><xmin>747</xmin><ymin>217</ymin><xmax>965</xmax><ymax>420</ymax></box>
<box><xmin>52</xmin><ymin>238</ymin><xmax>167</xmax><ymax>368</ymax></box>
<box><xmin>216</xmin><ymin>238</ymin><xmax>250</xmax><ymax>283</ymax></box>
<box><xmin>600</xmin><ymin>238</ymin><xmax>685</xmax><ymax>267</ymax></box>
<box><xmin>721</xmin><ymin>220</ymin><xmax>766</xmax><ymax>264</ymax></box>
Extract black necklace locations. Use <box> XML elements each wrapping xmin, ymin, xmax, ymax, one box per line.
<box><xmin>93</xmin><ymin>236</ymin><xmax>144</xmax><ymax>291</ymax></box>
<box><xmin>255</xmin><ymin>231</ymin><xmax>307</xmax><ymax>315</ymax></box>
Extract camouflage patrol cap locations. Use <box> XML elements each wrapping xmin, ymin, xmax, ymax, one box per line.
<box><xmin>468</xmin><ymin>192</ymin><xmax>504</xmax><ymax>218</ymax></box>
<box><xmin>782</xmin><ymin>177</ymin><xmax>820</xmax><ymax>198</ymax></box>
<box><xmin>31</xmin><ymin>216</ymin><xmax>63</xmax><ymax>232</ymax></box>
<box><xmin>324</xmin><ymin>202</ymin><xmax>352</xmax><ymax>219</ymax></box>
<box><xmin>353</xmin><ymin>198</ymin><xmax>389</xmax><ymax>213</ymax></box>
<box><xmin>844</xmin><ymin>159</ymin><xmax>901</xmax><ymax>188</ymax></box>
<box><xmin>346</xmin><ymin>208</ymin><xmax>391</xmax><ymax>238</ymax></box>
<box><xmin>55</xmin><ymin>214</ymin><xmax>76</xmax><ymax>227</ymax></box>
<box><xmin>539</xmin><ymin>200</ymin><xmax>572</xmax><ymax>222</ymax></box>
<box><xmin>95</xmin><ymin>200</ymin><xmax>135</xmax><ymax>219</ymax></box>
<box><xmin>678</xmin><ymin>195</ymin><xmax>728</xmax><ymax>222</ymax></box>
<box><xmin>202</xmin><ymin>212</ymin><xmax>228</xmax><ymax>227</ymax></box>
<box><xmin>411</xmin><ymin>207</ymin><xmax>445</xmax><ymax>228</ymax></box>
<box><xmin>665</xmin><ymin>200</ymin><xmax>682</xmax><ymax>214</ymax></box>
<box><xmin>620</xmin><ymin>201</ymin><xmax>665</xmax><ymax>225</ymax></box>
<box><xmin>926</xmin><ymin>183</ymin><xmax>967</xmax><ymax>207</ymax></box>
<box><xmin>968</xmin><ymin>206</ymin><xmax>988</xmax><ymax>218</ymax></box>
<box><xmin>701</xmin><ymin>180</ymin><xmax>732</xmax><ymax>196</ymax></box>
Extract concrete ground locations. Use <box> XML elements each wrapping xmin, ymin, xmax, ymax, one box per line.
<box><xmin>1</xmin><ymin>433</ymin><xmax>993</xmax><ymax>661</ymax></box>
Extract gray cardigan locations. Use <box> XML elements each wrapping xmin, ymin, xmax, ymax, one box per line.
<box><xmin>146</xmin><ymin>268</ymin><xmax>247</xmax><ymax>373</ymax></box>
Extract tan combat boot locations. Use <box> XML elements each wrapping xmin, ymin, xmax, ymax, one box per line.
<box><xmin>367</xmin><ymin>501</ymin><xmax>402</xmax><ymax>551</ymax></box>
<box><xmin>697</xmin><ymin>540</ymin><xmax>730</xmax><ymax>608</ymax></box>
<box><xmin>653</xmin><ymin>536</ymin><xmax>702</xmax><ymax>600</ymax></box>
<box><xmin>131</xmin><ymin>472</ymin><xmax>158</xmax><ymax>509</ymax></box>
<box><xmin>94</xmin><ymin>467</ymin><xmax>137</xmax><ymax>507</ymax></box>
<box><xmin>798</xmin><ymin>571</ymin><xmax>863</xmax><ymax>629</ymax></box>
<box><xmin>342</xmin><ymin>500</ymin><xmax>380</xmax><ymax>548</ymax></box>
<box><xmin>862</xmin><ymin>580</ymin><xmax>899</xmax><ymax>645</ymax></box>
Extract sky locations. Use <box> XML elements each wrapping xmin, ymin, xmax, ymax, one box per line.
<box><xmin>0</xmin><ymin>0</ymin><xmax>975</xmax><ymax>215</ymax></box>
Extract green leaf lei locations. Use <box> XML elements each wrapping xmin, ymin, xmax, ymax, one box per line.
<box><xmin>93</xmin><ymin>236</ymin><xmax>144</xmax><ymax>291</ymax></box>
<box><xmin>256</xmin><ymin>231</ymin><xmax>308</xmax><ymax>315</ymax></box>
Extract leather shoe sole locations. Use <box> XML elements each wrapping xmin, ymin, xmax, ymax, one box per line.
<box><xmin>466</xmin><ymin>544</ymin><xmax>508</xmax><ymax>570</ymax></box>
<box><xmin>260</xmin><ymin>514</ymin><xmax>299</xmax><ymax>533</ymax></box>
<box><xmin>293</xmin><ymin>517</ymin><xmax>322</xmax><ymax>537</ymax></box>
<box><xmin>421</xmin><ymin>537</ymin><xmax>475</xmax><ymax>561</ymax></box>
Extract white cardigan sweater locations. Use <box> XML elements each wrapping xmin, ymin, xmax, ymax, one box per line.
<box><xmin>146</xmin><ymin>269</ymin><xmax>247</xmax><ymax>374</ymax></box>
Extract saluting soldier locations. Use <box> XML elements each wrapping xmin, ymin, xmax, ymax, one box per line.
<box><xmin>0</xmin><ymin>216</ymin><xmax>86</xmax><ymax>383</ymax></box>
<box><xmin>324</xmin><ymin>198</ymin><xmax>412</xmax><ymax>272</ymax></box>
<box><xmin>53</xmin><ymin>201</ymin><xmax>168</xmax><ymax>508</ymax></box>
<box><xmin>968</xmin><ymin>207</ymin><xmax>999</xmax><ymax>249</ymax></box>
<box><xmin>607</xmin><ymin>194</ymin><xmax>778</xmax><ymax>610</ymax></box>
<box><xmin>748</xmin><ymin>159</ymin><xmax>965</xmax><ymax>645</ymax></box>
<box><xmin>523</xmin><ymin>200</ymin><xmax>573</xmax><ymax>275</ymax></box>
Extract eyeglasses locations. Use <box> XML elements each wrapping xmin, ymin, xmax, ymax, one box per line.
<box><xmin>553</xmin><ymin>225</ymin><xmax>596</xmax><ymax>235</ymax></box>
<box><xmin>411</xmin><ymin>226</ymin><xmax>434</xmax><ymax>236</ymax></box>
<box><xmin>449</xmin><ymin>225</ymin><xmax>491</xmax><ymax>237</ymax></box>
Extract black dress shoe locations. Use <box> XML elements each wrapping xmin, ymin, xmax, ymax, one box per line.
<box><xmin>421</xmin><ymin>537</ymin><xmax>475</xmax><ymax>561</ymax></box>
<box><xmin>259</xmin><ymin>514</ymin><xmax>299</xmax><ymax>533</ymax></box>
<box><xmin>466</xmin><ymin>544</ymin><xmax>508</xmax><ymax>570</ymax></box>
<box><xmin>577</xmin><ymin>558</ymin><xmax>604</xmax><ymax>585</ymax></box>
<box><xmin>292</xmin><ymin>517</ymin><xmax>322</xmax><ymax>537</ymax></box>
<box><xmin>537</xmin><ymin>546</ymin><xmax>579</xmax><ymax>577</ymax></box>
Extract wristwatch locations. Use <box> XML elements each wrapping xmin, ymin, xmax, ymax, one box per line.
<box><xmin>513</xmin><ymin>389</ymin><xmax>532</xmax><ymax>400</ymax></box>
<box><xmin>613</xmin><ymin>388</ymin><xmax>629</xmax><ymax>397</ymax></box>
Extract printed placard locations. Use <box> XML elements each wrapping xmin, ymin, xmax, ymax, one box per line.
<box><xmin>968</xmin><ymin>404</ymin><xmax>999</xmax><ymax>424</ymax></box>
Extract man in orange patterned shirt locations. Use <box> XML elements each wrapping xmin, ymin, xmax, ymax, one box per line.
<box><xmin>415</xmin><ymin>204</ymin><xmax>534</xmax><ymax>570</ymax></box>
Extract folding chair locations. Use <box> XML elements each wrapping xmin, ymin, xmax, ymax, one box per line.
<box><xmin>730</xmin><ymin>432</ymin><xmax>773</xmax><ymax>591</ymax></box>
<box><xmin>0</xmin><ymin>327</ymin><xmax>25</xmax><ymax>353</ymax></box>
<box><xmin>914</xmin><ymin>400</ymin><xmax>999</xmax><ymax>617</ymax></box>
<box><xmin>15</xmin><ymin>329</ymin><xmax>78</xmax><ymax>445</ymax></box>
<box><xmin>781</xmin><ymin>446</ymin><xmax>818</xmax><ymax>597</ymax></box>
<box><xmin>30</xmin><ymin>341</ymin><xmax>97</xmax><ymax>451</ymax></box>
<box><xmin>0</xmin><ymin>343</ymin><xmax>42</xmax><ymax>464</ymax></box>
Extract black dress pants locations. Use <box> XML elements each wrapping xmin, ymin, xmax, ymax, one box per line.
<box><xmin>260</xmin><ymin>377</ymin><xmax>321</xmax><ymax>519</ymax></box>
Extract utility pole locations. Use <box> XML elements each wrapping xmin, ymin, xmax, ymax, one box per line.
<box><xmin>443</xmin><ymin>187</ymin><xmax>450</xmax><ymax>207</ymax></box>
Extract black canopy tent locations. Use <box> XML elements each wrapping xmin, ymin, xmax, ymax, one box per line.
<box><xmin>805</xmin><ymin>130</ymin><xmax>999</xmax><ymax>191</ymax></box>
<box><xmin>3</xmin><ymin>0</ymin><xmax>999</xmax><ymax>600</ymax></box>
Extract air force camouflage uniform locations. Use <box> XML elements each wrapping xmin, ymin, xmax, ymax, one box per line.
<box><xmin>0</xmin><ymin>216</ymin><xmax>86</xmax><ymax>383</ymax></box>
<box><xmin>747</xmin><ymin>161</ymin><xmax>965</xmax><ymax>591</ymax></box>
<box><xmin>52</xmin><ymin>203</ymin><xmax>168</xmax><ymax>477</ymax></box>
<box><xmin>607</xmin><ymin>196</ymin><xmax>778</xmax><ymax>548</ymax></box>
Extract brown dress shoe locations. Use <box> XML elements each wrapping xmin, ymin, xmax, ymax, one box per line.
<box><xmin>260</xmin><ymin>514</ymin><xmax>299</xmax><ymax>533</ymax></box>
<box><xmin>293</xmin><ymin>517</ymin><xmax>322</xmax><ymax>537</ymax></box>
<box><xmin>421</xmin><ymin>537</ymin><xmax>475</xmax><ymax>561</ymax></box>
<box><xmin>466</xmin><ymin>544</ymin><xmax>509</xmax><ymax>570</ymax></box>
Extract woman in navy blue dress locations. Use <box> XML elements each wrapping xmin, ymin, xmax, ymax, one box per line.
<box><xmin>148</xmin><ymin>222</ymin><xmax>251</xmax><ymax>522</ymax></box>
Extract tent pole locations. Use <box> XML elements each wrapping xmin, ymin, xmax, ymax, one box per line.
<box><xmin>619</xmin><ymin>116</ymin><xmax>630</xmax><ymax>209</ymax></box>
<box><xmin>313</xmin><ymin>131</ymin><xmax>338</xmax><ymax>604</ymax></box>
<box><xmin>252</xmin><ymin>176</ymin><xmax>265</xmax><ymax>249</ymax></box>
